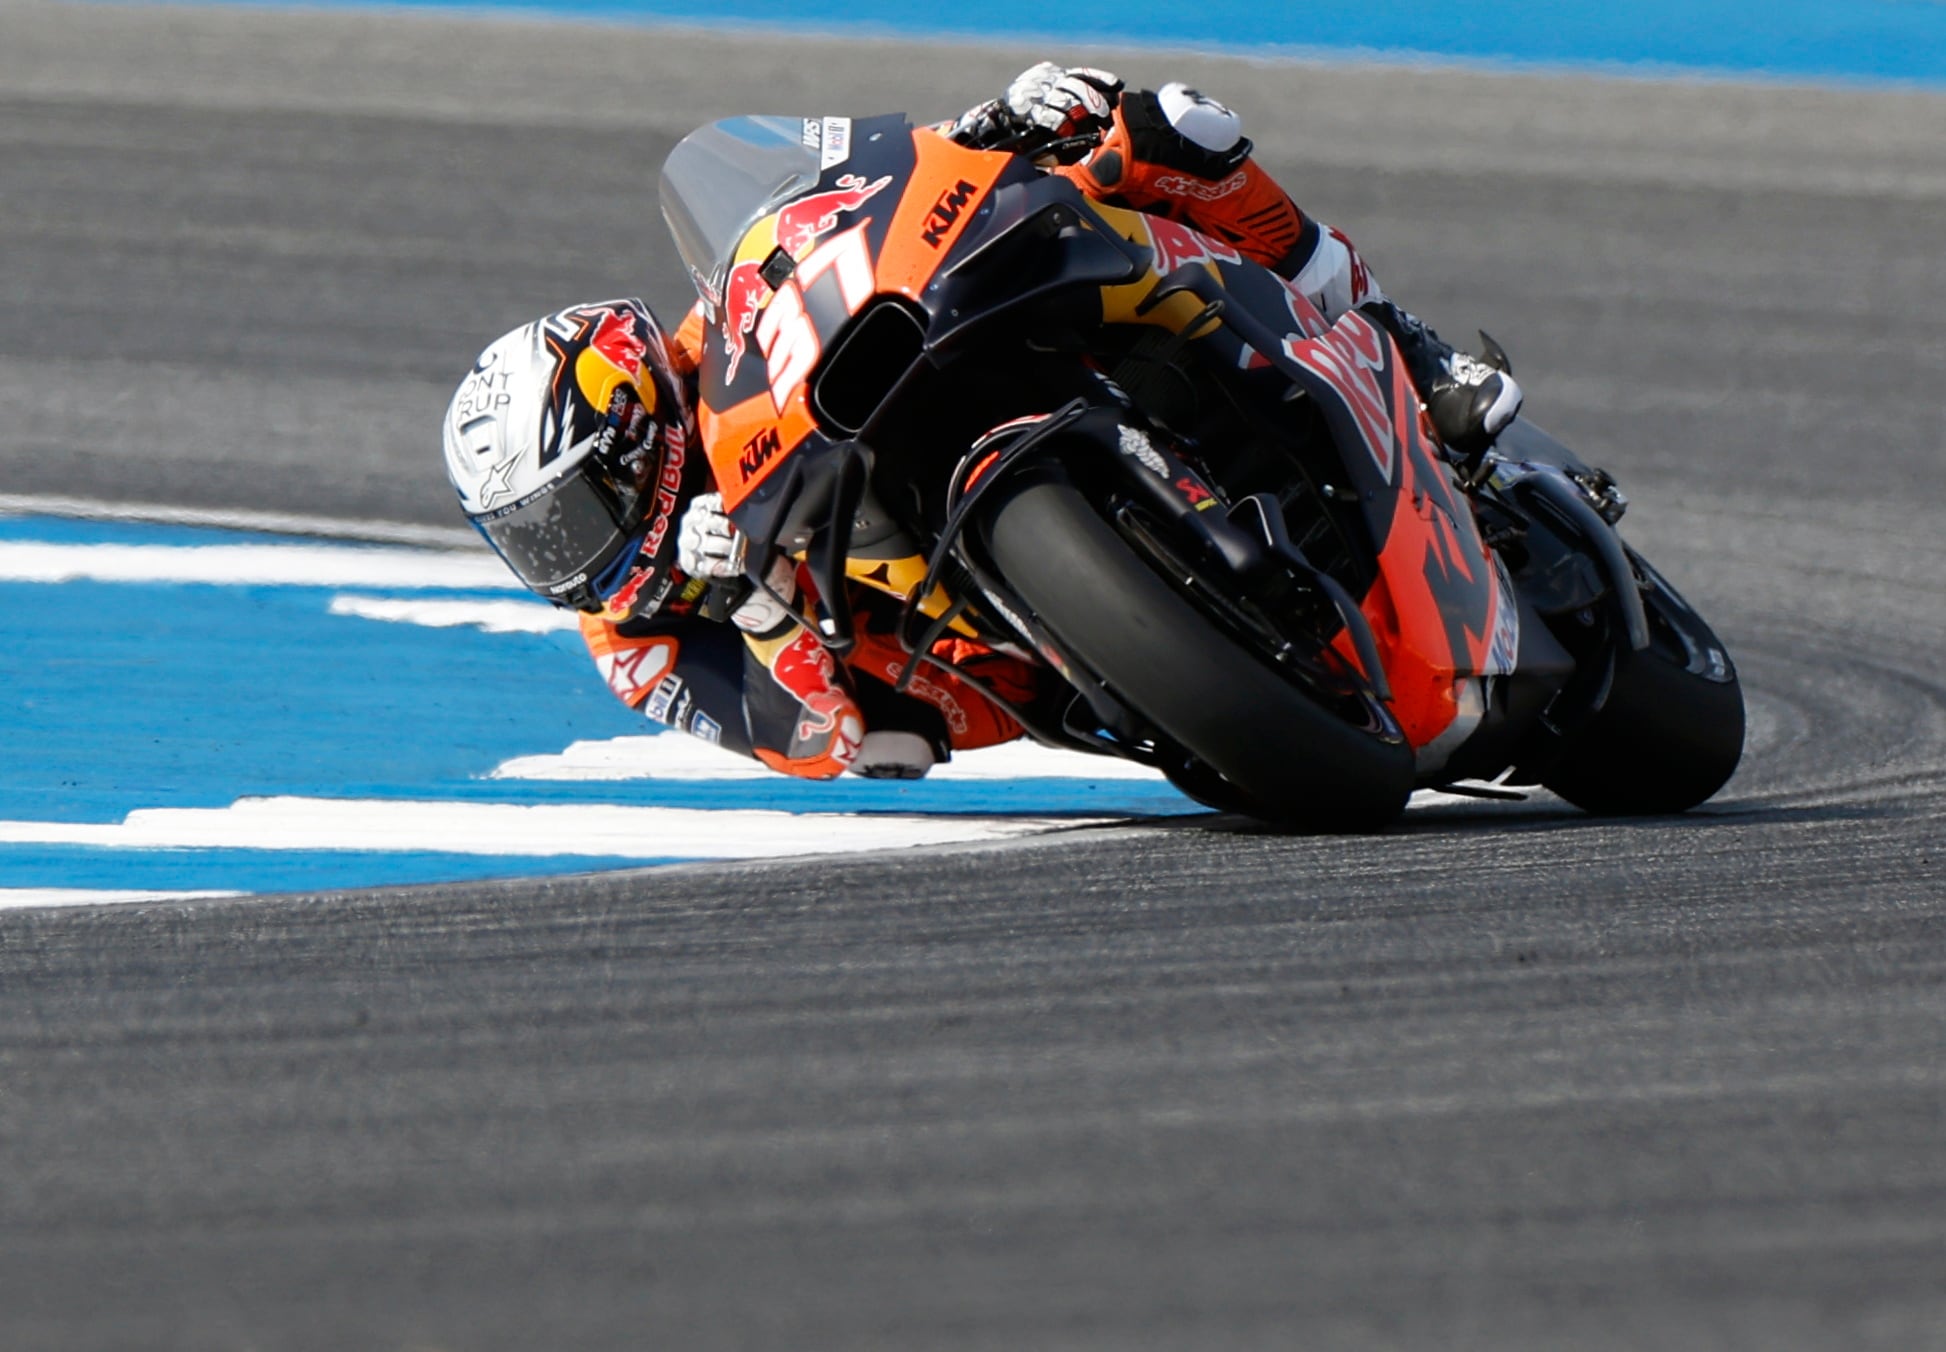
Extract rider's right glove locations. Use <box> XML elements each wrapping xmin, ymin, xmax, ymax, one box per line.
<box><xmin>678</xmin><ymin>492</ymin><xmax>798</xmax><ymax>634</ymax></box>
<box><xmin>677</xmin><ymin>491</ymin><xmax>746</xmax><ymax>581</ymax></box>
<box><xmin>949</xmin><ymin>62</ymin><xmax>1123</xmax><ymax>160</ymax></box>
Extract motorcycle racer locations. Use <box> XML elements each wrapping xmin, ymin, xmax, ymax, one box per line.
<box><xmin>441</xmin><ymin>64</ymin><xmax>1524</xmax><ymax>781</ymax></box>
<box><xmin>444</xmin><ymin>298</ymin><xmax>1029</xmax><ymax>780</ymax></box>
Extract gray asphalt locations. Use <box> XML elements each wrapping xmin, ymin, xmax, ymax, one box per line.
<box><xmin>3</xmin><ymin>4</ymin><xmax>1945</xmax><ymax>1348</ymax></box>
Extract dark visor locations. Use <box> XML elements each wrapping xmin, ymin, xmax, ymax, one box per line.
<box><xmin>477</xmin><ymin>469</ymin><xmax>643</xmax><ymax>610</ymax></box>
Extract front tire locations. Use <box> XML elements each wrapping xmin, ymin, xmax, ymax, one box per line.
<box><xmin>983</xmin><ymin>477</ymin><xmax>1413</xmax><ymax>829</ymax></box>
<box><xmin>1542</xmin><ymin>581</ymin><xmax>1745</xmax><ymax>814</ymax></box>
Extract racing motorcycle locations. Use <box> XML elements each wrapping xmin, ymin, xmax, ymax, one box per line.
<box><xmin>659</xmin><ymin>113</ymin><xmax>1745</xmax><ymax>828</ymax></box>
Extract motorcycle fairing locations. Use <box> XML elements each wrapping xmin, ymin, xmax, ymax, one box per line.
<box><xmin>1277</xmin><ymin>314</ymin><xmax>1514</xmax><ymax>748</ymax></box>
<box><xmin>1043</xmin><ymin>204</ymin><xmax>1512</xmax><ymax>747</ymax></box>
<box><xmin>690</xmin><ymin>121</ymin><xmax>1019</xmax><ymax>515</ymax></box>
<box><xmin>671</xmin><ymin>113</ymin><xmax>1510</xmax><ymax>753</ymax></box>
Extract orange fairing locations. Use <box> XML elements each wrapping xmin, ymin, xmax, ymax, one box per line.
<box><xmin>874</xmin><ymin>133</ymin><xmax>1011</xmax><ymax>297</ymax></box>
<box><xmin>1331</xmin><ymin>363</ymin><xmax>1506</xmax><ymax>749</ymax></box>
<box><xmin>701</xmin><ymin>131</ymin><xmax>1012</xmax><ymax>513</ymax></box>
<box><xmin>703</xmin><ymin>392</ymin><xmax>820</xmax><ymax>513</ymax></box>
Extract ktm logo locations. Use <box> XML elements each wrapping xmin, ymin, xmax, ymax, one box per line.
<box><xmin>920</xmin><ymin>179</ymin><xmax>980</xmax><ymax>248</ymax></box>
<box><xmin>738</xmin><ymin>426</ymin><xmax>782</xmax><ymax>482</ymax></box>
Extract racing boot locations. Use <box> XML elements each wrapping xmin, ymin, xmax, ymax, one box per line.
<box><xmin>1358</xmin><ymin>299</ymin><xmax>1523</xmax><ymax>466</ymax></box>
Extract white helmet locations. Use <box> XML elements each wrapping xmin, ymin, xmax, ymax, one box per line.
<box><xmin>442</xmin><ymin>299</ymin><xmax>701</xmax><ymax>618</ymax></box>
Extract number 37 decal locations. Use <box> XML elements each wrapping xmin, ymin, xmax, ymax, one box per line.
<box><xmin>755</xmin><ymin>225</ymin><xmax>875</xmax><ymax>411</ymax></box>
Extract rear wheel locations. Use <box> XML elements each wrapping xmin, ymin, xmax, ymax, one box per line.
<box><xmin>983</xmin><ymin>477</ymin><xmax>1413</xmax><ymax>829</ymax></box>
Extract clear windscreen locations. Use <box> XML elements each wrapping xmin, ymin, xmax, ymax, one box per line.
<box><xmin>660</xmin><ymin>117</ymin><xmax>823</xmax><ymax>309</ymax></box>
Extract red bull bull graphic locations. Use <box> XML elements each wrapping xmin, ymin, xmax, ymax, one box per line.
<box><xmin>587</xmin><ymin>305</ymin><xmax>647</xmax><ymax>375</ymax></box>
<box><xmin>719</xmin><ymin>174</ymin><xmax>892</xmax><ymax>385</ymax></box>
<box><xmin>775</xmin><ymin>173</ymin><xmax>893</xmax><ymax>255</ymax></box>
<box><xmin>720</xmin><ymin>259</ymin><xmax>771</xmax><ymax>385</ymax></box>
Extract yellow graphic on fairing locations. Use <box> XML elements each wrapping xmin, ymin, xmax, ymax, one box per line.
<box><xmin>844</xmin><ymin>553</ymin><xmax>979</xmax><ymax>637</ymax></box>
<box><xmin>1088</xmin><ymin>202</ymin><xmax>1229</xmax><ymax>337</ymax></box>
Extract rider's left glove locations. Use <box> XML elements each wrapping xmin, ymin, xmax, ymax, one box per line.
<box><xmin>1005</xmin><ymin>62</ymin><xmax>1123</xmax><ymax>143</ymax></box>
<box><xmin>948</xmin><ymin>62</ymin><xmax>1122</xmax><ymax>159</ymax></box>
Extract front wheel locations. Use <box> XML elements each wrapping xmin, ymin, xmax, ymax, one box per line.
<box><xmin>982</xmin><ymin>477</ymin><xmax>1413</xmax><ymax>829</ymax></box>
<box><xmin>1542</xmin><ymin>564</ymin><xmax>1745</xmax><ymax>814</ymax></box>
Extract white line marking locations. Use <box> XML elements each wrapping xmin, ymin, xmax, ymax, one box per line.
<box><xmin>0</xmin><ymin>494</ymin><xmax>480</xmax><ymax>548</ymax></box>
<box><xmin>0</xmin><ymin>889</ymin><xmax>242</xmax><ymax>910</ymax></box>
<box><xmin>330</xmin><ymin>594</ymin><xmax>575</xmax><ymax>633</ymax></box>
<box><xmin>491</xmin><ymin>734</ymin><xmax>1174</xmax><ymax>783</ymax></box>
<box><xmin>0</xmin><ymin>541</ymin><xmax>517</xmax><ymax>590</ymax></box>
<box><xmin>0</xmin><ymin>799</ymin><xmax>1115</xmax><ymax>858</ymax></box>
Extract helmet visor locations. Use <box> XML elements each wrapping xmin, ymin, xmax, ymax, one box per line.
<box><xmin>476</xmin><ymin>469</ymin><xmax>641</xmax><ymax>610</ymax></box>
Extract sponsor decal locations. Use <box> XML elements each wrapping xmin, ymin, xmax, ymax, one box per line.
<box><xmin>920</xmin><ymin>179</ymin><xmax>980</xmax><ymax>248</ymax></box>
<box><xmin>873</xmin><ymin>657</ymin><xmax>970</xmax><ymax>735</ymax></box>
<box><xmin>1144</xmin><ymin>217</ymin><xmax>1243</xmax><ymax>276</ymax></box>
<box><xmin>587</xmin><ymin>305</ymin><xmax>646</xmax><ymax>376</ymax></box>
<box><xmin>719</xmin><ymin>259</ymin><xmax>772</xmax><ymax>385</ymax></box>
<box><xmin>600</xmin><ymin>561</ymin><xmax>656</xmax><ymax>618</ymax></box>
<box><xmin>689</xmin><ymin>710</ymin><xmax>723</xmax><ymax>744</ymax></box>
<box><xmin>769</xmin><ymin>629</ymin><xmax>863</xmax><ymax>754</ymax></box>
<box><xmin>475</xmin><ymin>455</ymin><xmax>522</xmax><ymax>510</ymax></box>
<box><xmin>775</xmin><ymin>173</ymin><xmax>892</xmax><ymax>256</ymax></box>
<box><xmin>592</xmin><ymin>385</ymin><xmax>643</xmax><ymax>461</ymax></box>
<box><xmin>596</xmin><ymin>636</ymin><xmax>677</xmax><ymax>705</ymax></box>
<box><xmin>1117</xmin><ymin>425</ymin><xmax>1169</xmax><ymax>478</ymax></box>
<box><xmin>819</xmin><ymin>117</ymin><xmax>852</xmax><ymax>170</ymax></box>
<box><xmin>1283</xmin><ymin>313</ymin><xmax>1397</xmax><ymax>485</ymax></box>
<box><xmin>801</xmin><ymin>118</ymin><xmax>822</xmax><ymax>152</ymax></box>
<box><xmin>719</xmin><ymin>175</ymin><xmax>889</xmax><ymax>384</ymax></box>
<box><xmin>1486</xmin><ymin>553</ymin><xmax>1521</xmax><ymax>676</ymax></box>
<box><xmin>598</xmin><ymin>420</ymin><xmax>689</xmax><ymax>620</ymax></box>
<box><xmin>644</xmin><ymin>671</ymin><xmax>686</xmax><ymax>725</ymax></box>
<box><xmin>1174</xmin><ymin>476</ymin><xmax>1216</xmax><ymax>509</ymax></box>
<box><xmin>1150</xmin><ymin>169</ymin><xmax>1248</xmax><ymax>202</ymax></box>
<box><xmin>738</xmin><ymin>426</ymin><xmax>782</xmax><ymax>483</ymax></box>
<box><xmin>640</xmin><ymin>418</ymin><xmax>686</xmax><ymax>559</ymax></box>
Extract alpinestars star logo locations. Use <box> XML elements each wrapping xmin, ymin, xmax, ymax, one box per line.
<box><xmin>477</xmin><ymin>455</ymin><xmax>522</xmax><ymax>509</ymax></box>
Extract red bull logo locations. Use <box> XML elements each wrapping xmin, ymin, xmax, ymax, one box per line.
<box><xmin>770</xmin><ymin>628</ymin><xmax>865</xmax><ymax>756</ymax></box>
<box><xmin>719</xmin><ymin>174</ymin><xmax>891</xmax><ymax>384</ymax></box>
<box><xmin>1146</xmin><ymin>217</ymin><xmax>1243</xmax><ymax>276</ymax></box>
<box><xmin>719</xmin><ymin>259</ymin><xmax>771</xmax><ymax>385</ymax></box>
<box><xmin>586</xmin><ymin>305</ymin><xmax>647</xmax><ymax>375</ymax></box>
<box><xmin>775</xmin><ymin>173</ymin><xmax>892</xmax><ymax>255</ymax></box>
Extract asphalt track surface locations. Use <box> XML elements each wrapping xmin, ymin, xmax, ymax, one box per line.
<box><xmin>4</xmin><ymin>5</ymin><xmax>1946</xmax><ymax>1347</ymax></box>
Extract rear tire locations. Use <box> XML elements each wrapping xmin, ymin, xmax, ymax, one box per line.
<box><xmin>984</xmin><ymin>478</ymin><xmax>1413</xmax><ymax>829</ymax></box>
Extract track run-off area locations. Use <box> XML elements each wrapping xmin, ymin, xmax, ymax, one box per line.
<box><xmin>0</xmin><ymin>508</ymin><xmax>1196</xmax><ymax>902</ymax></box>
<box><xmin>2</xmin><ymin>3</ymin><xmax>1944</xmax><ymax>1348</ymax></box>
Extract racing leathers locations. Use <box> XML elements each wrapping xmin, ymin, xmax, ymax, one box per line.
<box><xmin>579</xmin><ymin>66</ymin><xmax>1521</xmax><ymax>780</ymax></box>
<box><xmin>579</xmin><ymin>313</ymin><xmax>1036</xmax><ymax>780</ymax></box>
